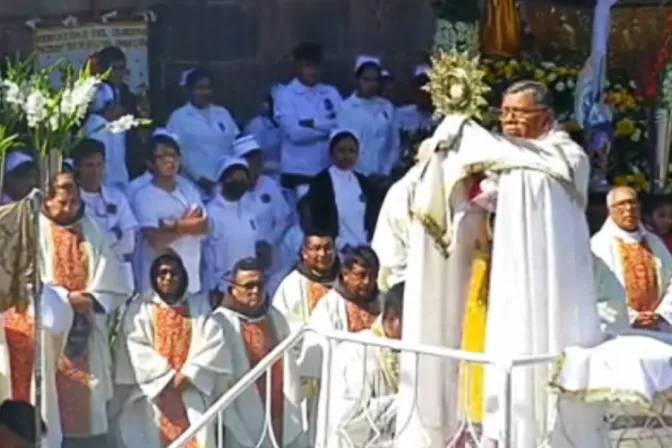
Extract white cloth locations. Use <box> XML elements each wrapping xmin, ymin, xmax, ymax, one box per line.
<box><xmin>591</xmin><ymin>220</ymin><xmax>672</xmax><ymax>333</ymax></box>
<box><xmin>394</xmin><ymin>104</ymin><xmax>433</xmax><ymax>135</ymax></box>
<box><xmin>326</xmin><ymin>330</ymin><xmax>398</xmax><ymax>448</ymax></box>
<box><xmin>394</xmin><ymin>116</ymin><xmax>603</xmax><ymax>448</ymax></box>
<box><xmin>39</xmin><ymin>213</ymin><xmax>132</xmax><ymax>437</ymax></box>
<box><xmin>328</xmin><ymin>166</ymin><xmax>368</xmax><ymax>249</ymax></box>
<box><xmin>244</xmin><ymin>116</ymin><xmax>283</xmax><ymax>176</ymax></box>
<box><xmin>211</xmin><ymin>306</ymin><xmax>308</xmax><ymax>448</ymax></box>
<box><xmin>243</xmin><ymin>176</ymin><xmax>292</xmax><ymax>287</ymax></box>
<box><xmin>203</xmin><ymin>194</ymin><xmax>258</xmax><ymax>293</ymax></box>
<box><xmin>167</xmin><ymin>102</ymin><xmax>240</xmax><ymax>182</ymax></box>
<box><xmin>0</xmin><ymin>286</ymin><xmax>74</xmax><ymax>448</ymax></box>
<box><xmin>337</xmin><ymin>94</ymin><xmax>398</xmax><ymax>175</ymax></box>
<box><xmin>114</xmin><ymin>293</ymin><xmax>230</xmax><ymax>448</ymax></box>
<box><xmin>274</xmin><ymin>78</ymin><xmax>343</xmax><ymax>176</ymax></box>
<box><xmin>273</xmin><ymin>269</ymin><xmax>331</xmax><ymax>334</ymax></box>
<box><xmin>4</xmin><ymin>151</ymin><xmax>32</xmax><ymax>174</ymax></box>
<box><xmin>125</xmin><ymin>171</ymin><xmax>194</xmax><ymax>202</ymax></box>
<box><xmin>354</xmin><ymin>55</ymin><xmax>381</xmax><ymax>73</ymax></box>
<box><xmin>132</xmin><ymin>181</ymin><xmax>206</xmax><ymax>294</ymax></box>
<box><xmin>371</xmin><ymin>166</ymin><xmax>420</xmax><ymax>292</ymax></box>
<box><xmin>84</xmin><ymin>114</ymin><xmax>129</xmax><ymax>190</ymax></box>
<box><xmin>81</xmin><ymin>186</ymin><xmax>138</xmax><ymax>293</ymax></box>
<box><xmin>277</xmin><ymin>225</ymin><xmax>303</xmax><ymax>277</ymax></box>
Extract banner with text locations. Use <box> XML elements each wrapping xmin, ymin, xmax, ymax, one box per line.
<box><xmin>33</xmin><ymin>22</ymin><xmax>149</xmax><ymax>92</ymax></box>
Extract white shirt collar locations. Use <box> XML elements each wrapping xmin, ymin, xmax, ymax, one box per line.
<box><xmin>605</xmin><ymin>217</ymin><xmax>645</xmax><ymax>243</ymax></box>
<box><xmin>329</xmin><ymin>165</ymin><xmax>355</xmax><ymax>182</ymax></box>
<box><xmin>288</xmin><ymin>78</ymin><xmax>320</xmax><ymax>94</ymax></box>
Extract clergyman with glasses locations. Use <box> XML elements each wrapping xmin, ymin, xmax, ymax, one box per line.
<box><xmin>592</xmin><ymin>186</ymin><xmax>672</xmax><ymax>334</ymax></box>
<box><xmin>388</xmin><ymin>80</ymin><xmax>604</xmax><ymax>448</ymax></box>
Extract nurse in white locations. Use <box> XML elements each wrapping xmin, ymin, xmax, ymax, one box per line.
<box><xmin>234</xmin><ymin>135</ymin><xmax>292</xmax><ymax>294</ymax></box>
<box><xmin>167</xmin><ymin>67</ymin><xmax>240</xmax><ymax>195</ymax></box>
<box><xmin>244</xmin><ymin>85</ymin><xmax>284</xmax><ymax>178</ymax></box>
<box><xmin>0</xmin><ymin>151</ymin><xmax>37</xmax><ymax>204</ymax></box>
<box><xmin>394</xmin><ymin>64</ymin><xmax>435</xmax><ymax>135</ymax></box>
<box><xmin>203</xmin><ymin>157</ymin><xmax>258</xmax><ymax>294</ymax></box>
<box><xmin>84</xmin><ymin>83</ymin><xmax>130</xmax><ymax>190</ymax></box>
<box><xmin>303</xmin><ymin>129</ymin><xmax>379</xmax><ymax>250</ymax></box>
<box><xmin>337</xmin><ymin>55</ymin><xmax>398</xmax><ymax>176</ymax></box>
<box><xmin>131</xmin><ymin>132</ymin><xmax>208</xmax><ymax>295</ymax></box>
<box><xmin>71</xmin><ymin>138</ymin><xmax>138</xmax><ymax>292</ymax></box>
<box><xmin>274</xmin><ymin>42</ymin><xmax>343</xmax><ymax>192</ymax></box>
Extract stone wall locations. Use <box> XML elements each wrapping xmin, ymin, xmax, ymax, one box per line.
<box><xmin>0</xmin><ymin>0</ymin><xmax>437</xmax><ymax>125</ymax></box>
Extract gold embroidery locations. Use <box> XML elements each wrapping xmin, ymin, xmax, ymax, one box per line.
<box><xmin>153</xmin><ymin>304</ymin><xmax>198</xmax><ymax>448</ymax></box>
<box><xmin>4</xmin><ymin>307</ymin><xmax>35</xmax><ymax>402</ymax></box>
<box><xmin>306</xmin><ymin>281</ymin><xmax>330</xmax><ymax>312</ymax></box>
<box><xmin>616</xmin><ymin>239</ymin><xmax>660</xmax><ymax>312</ymax></box>
<box><xmin>345</xmin><ymin>300</ymin><xmax>379</xmax><ymax>333</ymax></box>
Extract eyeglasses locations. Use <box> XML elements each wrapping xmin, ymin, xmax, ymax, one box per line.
<box><xmin>231</xmin><ymin>280</ymin><xmax>265</xmax><ymax>291</ymax></box>
<box><xmin>498</xmin><ymin>106</ymin><xmax>548</xmax><ymax>118</ymax></box>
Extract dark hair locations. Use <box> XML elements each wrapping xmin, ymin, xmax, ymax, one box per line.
<box><xmin>150</xmin><ymin>250</ymin><xmax>189</xmax><ymax>299</ymax></box>
<box><xmin>45</xmin><ymin>172</ymin><xmax>78</xmax><ymax>199</ymax></box>
<box><xmin>231</xmin><ymin>257</ymin><xmax>264</xmax><ymax>279</ymax></box>
<box><xmin>185</xmin><ymin>68</ymin><xmax>214</xmax><ymax>90</ymax></box>
<box><xmin>293</xmin><ymin>42</ymin><xmax>323</xmax><ymax>63</ymax></box>
<box><xmin>413</xmin><ymin>74</ymin><xmax>430</xmax><ymax>88</ymax></box>
<box><xmin>147</xmin><ymin>134</ymin><xmax>181</xmax><ymax>162</ymax></box>
<box><xmin>342</xmin><ymin>245</ymin><xmax>379</xmax><ymax>272</ymax></box>
<box><xmin>644</xmin><ymin>193</ymin><xmax>672</xmax><ymax>215</ymax></box>
<box><xmin>329</xmin><ymin>131</ymin><xmax>358</xmax><ymax>155</ymax></box>
<box><xmin>504</xmin><ymin>80</ymin><xmax>554</xmax><ymax>110</ymax></box>
<box><xmin>382</xmin><ymin>282</ymin><xmax>404</xmax><ymax>320</ymax></box>
<box><xmin>0</xmin><ymin>399</ymin><xmax>47</xmax><ymax>444</ymax></box>
<box><xmin>71</xmin><ymin>138</ymin><xmax>106</xmax><ymax>166</ymax></box>
<box><xmin>97</xmin><ymin>46</ymin><xmax>126</xmax><ymax>70</ymax></box>
<box><xmin>355</xmin><ymin>62</ymin><xmax>381</xmax><ymax>79</ymax></box>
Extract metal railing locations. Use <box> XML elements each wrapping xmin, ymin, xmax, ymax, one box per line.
<box><xmin>167</xmin><ymin>325</ymin><xmax>561</xmax><ymax>448</ymax></box>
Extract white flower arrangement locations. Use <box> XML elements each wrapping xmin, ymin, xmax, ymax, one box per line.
<box><xmin>660</xmin><ymin>63</ymin><xmax>672</xmax><ymax>110</ymax></box>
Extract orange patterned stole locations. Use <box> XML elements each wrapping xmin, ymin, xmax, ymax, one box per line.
<box><xmin>240</xmin><ymin>317</ymin><xmax>285</xmax><ymax>444</ymax></box>
<box><xmin>4</xmin><ymin>307</ymin><xmax>35</xmax><ymax>402</ymax></box>
<box><xmin>307</xmin><ymin>281</ymin><xmax>330</xmax><ymax>312</ymax></box>
<box><xmin>345</xmin><ymin>300</ymin><xmax>379</xmax><ymax>333</ymax></box>
<box><xmin>153</xmin><ymin>303</ymin><xmax>198</xmax><ymax>448</ymax></box>
<box><xmin>616</xmin><ymin>239</ymin><xmax>660</xmax><ymax>312</ymax></box>
<box><xmin>51</xmin><ymin>222</ymin><xmax>92</xmax><ymax>436</ymax></box>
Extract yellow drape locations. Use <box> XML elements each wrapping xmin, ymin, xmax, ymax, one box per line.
<box><xmin>481</xmin><ymin>0</ymin><xmax>522</xmax><ymax>58</ymax></box>
<box><xmin>458</xmin><ymin>247</ymin><xmax>490</xmax><ymax>424</ymax></box>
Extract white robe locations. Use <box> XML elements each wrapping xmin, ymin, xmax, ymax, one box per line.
<box><xmin>113</xmin><ymin>293</ymin><xmax>230</xmax><ymax>448</ymax></box>
<box><xmin>591</xmin><ymin>220</ymin><xmax>672</xmax><ymax>333</ymax></box>
<box><xmin>0</xmin><ymin>287</ymin><xmax>74</xmax><ymax>448</ymax></box>
<box><xmin>371</xmin><ymin>166</ymin><xmax>420</xmax><ymax>292</ymax></box>
<box><xmin>326</xmin><ymin>329</ymin><xmax>398</xmax><ymax>448</ymax></box>
<box><xmin>337</xmin><ymin>94</ymin><xmax>398</xmax><ymax>175</ymax></box>
<box><xmin>242</xmin><ymin>176</ymin><xmax>292</xmax><ymax>295</ymax></box>
<box><xmin>211</xmin><ymin>306</ymin><xmax>308</xmax><ymax>448</ymax></box>
<box><xmin>273</xmin><ymin>269</ymin><xmax>333</xmax><ymax>334</ymax></box>
<box><xmin>203</xmin><ymin>194</ymin><xmax>258</xmax><ymax>292</ymax></box>
<box><xmin>395</xmin><ymin>116</ymin><xmax>603</xmax><ymax>448</ymax></box>
<box><xmin>39</xmin><ymin>213</ymin><xmax>132</xmax><ymax>437</ymax></box>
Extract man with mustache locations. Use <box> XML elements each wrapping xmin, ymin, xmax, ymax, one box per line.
<box><xmin>391</xmin><ymin>80</ymin><xmax>603</xmax><ymax>448</ymax></box>
<box><xmin>592</xmin><ymin>186</ymin><xmax>672</xmax><ymax>333</ymax></box>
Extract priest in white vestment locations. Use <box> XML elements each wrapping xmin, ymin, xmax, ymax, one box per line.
<box><xmin>39</xmin><ymin>172</ymin><xmax>132</xmax><ymax>446</ymax></box>
<box><xmin>113</xmin><ymin>250</ymin><xmax>229</xmax><ymax>448</ymax></box>
<box><xmin>592</xmin><ymin>186</ymin><xmax>672</xmax><ymax>334</ymax></box>
<box><xmin>203</xmin><ymin>157</ymin><xmax>259</xmax><ymax>294</ymax></box>
<box><xmin>212</xmin><ymin>258</ymin><xmax>308</xmax><ymax>448</ymax></box>
<box><xmin>393</xmin><ymin>81</ymin><xmax>603</xmax><ymax>448</ymax></box>
<box><xmin>371</xmin><ymin>165</ymin><xmax>420</xmax><ymax>292</ymax></box>
<box><xmin>326</xmin><ymin>282</ymin><xmax>404</xmax><ymax>448</ymax></box>
<box><xmin>0</xmin><ymin>274</ymin><xmax>73</xmax><ymax>448</ymax></box>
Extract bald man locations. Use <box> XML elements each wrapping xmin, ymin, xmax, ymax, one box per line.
<box><xmin>591</xmin><ymin>186</ymin><xmax>672</xmax><ymax>333</ymax></box>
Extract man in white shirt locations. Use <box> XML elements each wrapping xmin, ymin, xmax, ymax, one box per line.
<box><xmin>84</xmin><ymin>83</ymin><xmax>130</xmax><ymax>190</ymax></box>
<box><xmin>234</xmin><ymin>135</ymin><xmax>292</xmax><ymax>294</ymax></box>
<box><xmin>204</xmin><ymin>157</ymin><xmax>259</xmax><ymax>296</ymax></box>
<box><xmin>131</xmin><ymin>133</ymin><xmax>208</xmax><ymax>295</ymax></box>
<box><xmin>592</xmin><ymin>186</ymin><xmax>672</xmax><ymax>333</ymax></box>
<box><xmin>72</xmin><ymin>138</ymin><xmax>138</xmax><ymax>293</ymax></box>
<box><xmin>274</xmin><ymin>42</ymin><xmax>343</xmax><ymax>193</ymax></box>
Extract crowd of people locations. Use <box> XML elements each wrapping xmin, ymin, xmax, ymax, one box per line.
<box><xmin>1</xmin><ymin>38</ymin><xmax>672</xmax><ymax>448</ymax></box>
